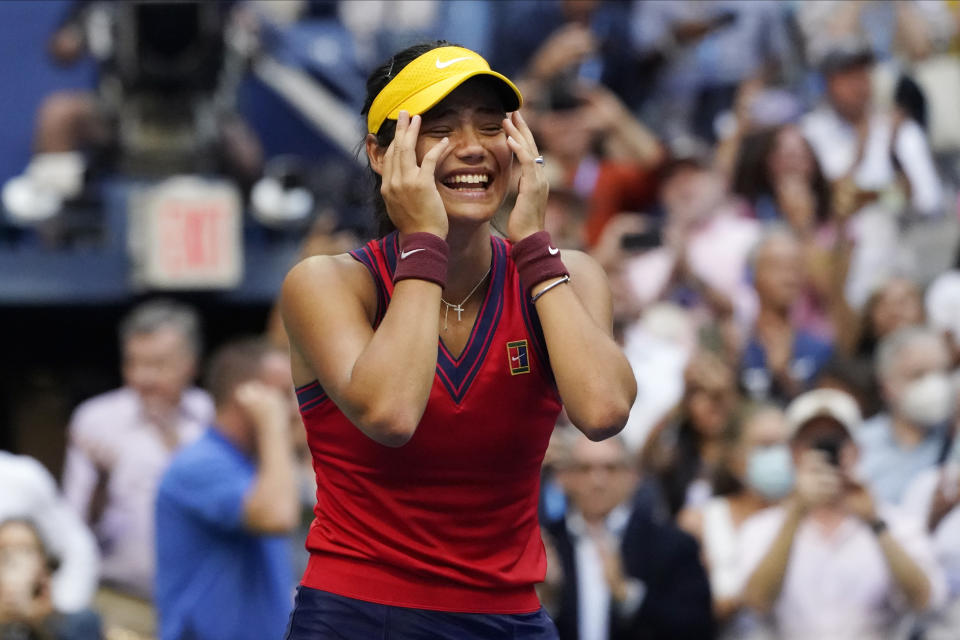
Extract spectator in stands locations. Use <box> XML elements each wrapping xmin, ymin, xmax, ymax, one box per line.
<box><xmin>678</xmin><ymin>404</ymin><xmax>792</xmax><ymax>638</ymax></box>
<box><xmin>518</xmin><ymin>79</ymin><xmax>663</xmax><ymax>250</ymax></box>
<box><xmin>489</xmin><ymin>0</ymin><xmax>637</xmax><ymax>107</ymax></box>
<box><xmin>796</xmin><ymin>1</ymin><xmax>955</xmax><ymax>70</ymax></box>
<box><xmin>732</xmin><ymin>124</ymin><xmax>856</xmax><ymax>346</ymax></box>
<box><xmin>740</xmin><ymin>227</ymin><xmax>833</xmax><ymax>404</ymax></box>
<box><xmin>0</xmin><ymin>452</ymin><xmax>98</xmax><ymax>614</ymax></box>
<box><xmin>616</xmin><ymin>156</ymin><xmax>759</xmax><ymax>342</ymax></box>
<box><xmin>544</xmin><ymin>433</ymin><xmax>713</xmax><ymax>640</ymax></box>
<box><xmin>733</xmin><ymin>124</ymin><xmax>832</xmax><ymax>227</ymax></box>
<box><xmin>0</xmin><ymin>519</ymin><xmax>101</xmax><ymax>640</ymax></box>
<box><xmin>801</xmin><ymin>40</ymin><xmax>942</xmax><ymax>218</ymax></box>
<box><xmin>491</xmin><ymin>1</ymin><xmax>664</xmax><ymax>251</ymax></box>
<box><xmin>925</xmin><ymin>269</ymin><xmax>960</xmax><ymax>368</ymax></box>
<box><xmin>902</xmin><ymin>433</ymin><xmax>960</xmax><ymax>637</ymax></box>
<box><xmin>854</xmin><ymin>276</ymin><xmax>925</xmax><ymax>361</ymax></box>
<box><xmin>799</xmin><ymin>38</ymin><xmax>944</xmax><ymax>309</ymax></box>
<box><xmin>155</xmin><ymin>338</ymin><xmax>298</xmax><ymax>640</ymax></box>
<box><xmin>859</xmin><ymin>326</ymin><xmax>954</xmax><ymax>504</ymax></box>
<box><xmin>642</xmin><ymin>350</ymin><xmax>739</xmax><ymax>517</ymax></box>
<box><xmin>61</xmin><ymin>299</ymin><xmax>212</xmax><ymax>604</ymax></box>
<box><xmin>738</xmin><ymin>388</ymin><xmax>947</xmax><ymax>639</ymax></box>
<box><xmin>629</xmin><ymin>1</ymin><xmax>797</xmax><ymax>146</ymax></box>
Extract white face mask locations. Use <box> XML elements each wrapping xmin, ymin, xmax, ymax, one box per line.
<box><xmin>900</xmin><ymin>372</ymin><xmax>955</xmax><ymax>428</ymax></box>
<box><xmin>746</xmin><ymin>444</ymin><xmax>795</xmax><ymax>501</ymax></box>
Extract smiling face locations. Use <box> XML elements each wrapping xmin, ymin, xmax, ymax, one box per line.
<box><xmin>370</xmin><ymin>77</ymin><xmax>514</xmax><ymax>226</ymax></box>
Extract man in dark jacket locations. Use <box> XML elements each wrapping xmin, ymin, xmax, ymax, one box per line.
<box><xmin>543</xmin><ymin>434</ymin><xmax>713</xmax><ymax>640</ymax></box>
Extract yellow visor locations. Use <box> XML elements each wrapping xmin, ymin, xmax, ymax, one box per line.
<box><xmin>367</xmin><ymin>46</ymin><xmax>522</xmax><ymax>134</ymax></box>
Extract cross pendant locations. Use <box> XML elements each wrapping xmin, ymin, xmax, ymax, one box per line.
<box><xmin>453</xmin><ymin>304</ymin><xmax>464</xmax><ymax>321</ymax></box>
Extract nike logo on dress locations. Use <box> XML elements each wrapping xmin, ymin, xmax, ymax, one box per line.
<box><xmin>400</xmin><ymin>248</ymin><xmax>426</xmax><ymax>259</ymax></box>
<box><xmin>548</xmin><ymin>246</ymin><xmax>560</xmax><ymax>255</ymax></box>
<box><xmin>436</xmin><ymin>57</ymin><xmax>471</xmax><ymax>69</ymax></box>
<box><xmin>512</xmin><ymin>355</ymin><xmax>521</xmax><ymax>362</ymax></box>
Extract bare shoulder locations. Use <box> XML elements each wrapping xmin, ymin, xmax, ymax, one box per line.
<box><xmin>280</xmin><ymin>251</ymin><xmax>380</xmax><ymax>387</ymax></box>
<box><xmin>280</xmin><ymin>252</ymin><xmax>377</xmax><ymax>319</ymax></box>
<box><xmin>282</xmin><ymin>252</ymin><xmax>367</xmax><ymax>295</ymax></box>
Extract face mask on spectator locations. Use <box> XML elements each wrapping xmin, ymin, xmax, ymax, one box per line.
<box><xmin>746</xmin><ymin>444</ymin><xmax>794</xmax><ymax>500</ymax></box>
<box><xmin>900</xmin><ymin>372</ymin><xmax>954</xmax><ymax>428</ymax></box>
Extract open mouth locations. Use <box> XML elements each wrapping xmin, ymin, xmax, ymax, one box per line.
<box><xmin>440</xmin><ymin>172</ymin><xmax>492</xmax><ymax>192</ymax></box>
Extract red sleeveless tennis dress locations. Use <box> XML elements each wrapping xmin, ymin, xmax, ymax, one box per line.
<box><xmin>297</xmin><ymin>232</ymin><xmax>562</xmax><ymax>613</ymax></box>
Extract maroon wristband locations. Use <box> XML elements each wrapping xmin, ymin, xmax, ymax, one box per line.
<box><xmin>511</xmin><ymin>231</ymin><xmax>570</xmax><ymax>297</ymax></box>
<box><xmin>393</xmin><ymin>232</ymin><xmax>449</xmax><ymax>287</ymax></box>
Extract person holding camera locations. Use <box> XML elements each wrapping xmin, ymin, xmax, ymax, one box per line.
<box><xmin>737</xmin><ymin>388</ymin><xmax>946</xmax><ymax>640</ymax></box>
<box><xmin>0</xmin><ymin>519</ymin><xmax>101</xmax><ymax>640</ymax></box>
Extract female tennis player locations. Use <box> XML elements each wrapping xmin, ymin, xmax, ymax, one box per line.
<box><xmin>280</xmin><ymin>41</ymin><xmax>636</xmax><ymax>639</ymax></box>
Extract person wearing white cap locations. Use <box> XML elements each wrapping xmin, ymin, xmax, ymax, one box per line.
<box><xmin>736</xmin><ymin>388</ymin><xmax>946</xmax><ymax>640</ymax></box>
<box><xmin>858</xmin><ymin>326</ymin><xmax>954</xmax><ymax>504</ymax></box>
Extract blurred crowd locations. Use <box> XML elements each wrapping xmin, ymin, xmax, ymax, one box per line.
<box><xmin>6</xmin><ymin>0</ymin><xmax>960</xmax><ymax>639</ymax></box>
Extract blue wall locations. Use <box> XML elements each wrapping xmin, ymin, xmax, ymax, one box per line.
<box><xmin>0</xmin><ymin>0</ymin><xmax>96</xmax><ymax>184</ymax></box>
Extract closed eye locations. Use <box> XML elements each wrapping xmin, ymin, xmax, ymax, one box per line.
<box><xmin>423</xmin><ymin>128</ymin><xmax>453</xmax><ymax>138</ymax></box>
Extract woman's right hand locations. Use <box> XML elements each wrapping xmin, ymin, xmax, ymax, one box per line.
<box><xmin>380</xmin><ymin>111</ymin><xmax>451</xmax><ymax>238</ymax></box>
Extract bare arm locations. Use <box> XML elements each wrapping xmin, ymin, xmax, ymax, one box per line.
<box><xmin>843</xmin><ymin>483</ymin><xmax>933</xmax><ymax>611</ymax></box>
<box><xmin>282</xmin><ymin>258</ymin><xmax>442</xmax><ymax>447</ymax></box>
<box><xmin>585</xmin><ymin>86</ymin><xmax>664</xmax><ymax>168</ymax></box>
<box><xmin>875</xmin><ymin>528</ymin><xmax>932</xmax><ymax>610</ymax></box>
<box><xmin>535</xmin><ymin>250</ymin><xmax>636</xmax><ymax>439</ymax></box>
<box><xmin>281</xmin><ymin>111</ymin><xmax>451</xmax><ymax>447</ymax></box>
<box><xmin>238</xmin><ymin>382</ymin><xmax>300</xmax><ymax>534</ymax></box>
<box><xmin>504</xmin><ymin>111</ymin><xmax>635</xmax><ymax>440</ymax></box>
<box><xmin>740</xmin><ymin>499</ymin><xmax>804</xmax><ymax>613</ymax></box>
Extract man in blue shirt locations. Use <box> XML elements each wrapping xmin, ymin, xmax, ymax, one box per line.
<box><xmin>155</xmin><ymin>339</ymin><xmax>300</xmax><ymax>640</ymax></box>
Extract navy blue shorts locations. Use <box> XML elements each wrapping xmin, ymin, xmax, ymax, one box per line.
<box><xmin>283</xmin><ymin>586</ymin><xmax>559</xmax><ymax>640</ymax></box>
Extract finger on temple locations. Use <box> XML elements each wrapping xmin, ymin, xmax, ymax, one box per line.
<box><xmin>420</xmin><ymin>137</ymin><xmax>450</xmax><ymax>175</ymax></box>
<box><xmin>399</xmin><ymin>114</ymin><xmax>422</xmax><ymax>170</ymax></box>
<box><xmin>504</xmin><ymin>114</ymin><xmax>538</xmax><ymax>152</ymax></box>
<box><xmin>511</xmin><ymin>111</ymin><xmax>538</xmax><ymax>148</ymax></box>
<box><xmin>507</xmin><ymin>135</ymin><xmax>531</xmax><ymax>163</ymax></box>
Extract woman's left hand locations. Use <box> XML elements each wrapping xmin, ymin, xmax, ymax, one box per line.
<box><xmin>504</xmin><ymin>111</ymin><xmax>549</xmax><ymax>243</ymax></box>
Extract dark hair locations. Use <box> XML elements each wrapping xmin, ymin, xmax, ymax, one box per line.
<box><xmin>204</xmin><ymin>337</ymin><xmax>275</xmax><ymax>408</ymax></box>
<box><xmin>360</xmin><ymin>40</ymin><xmax>455</xmax><ymax>237</ymax></box>
<box><xmin>731</xmin><ymin>125</ymin><xmax>832</xmax><ymax>225</ymax></box>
